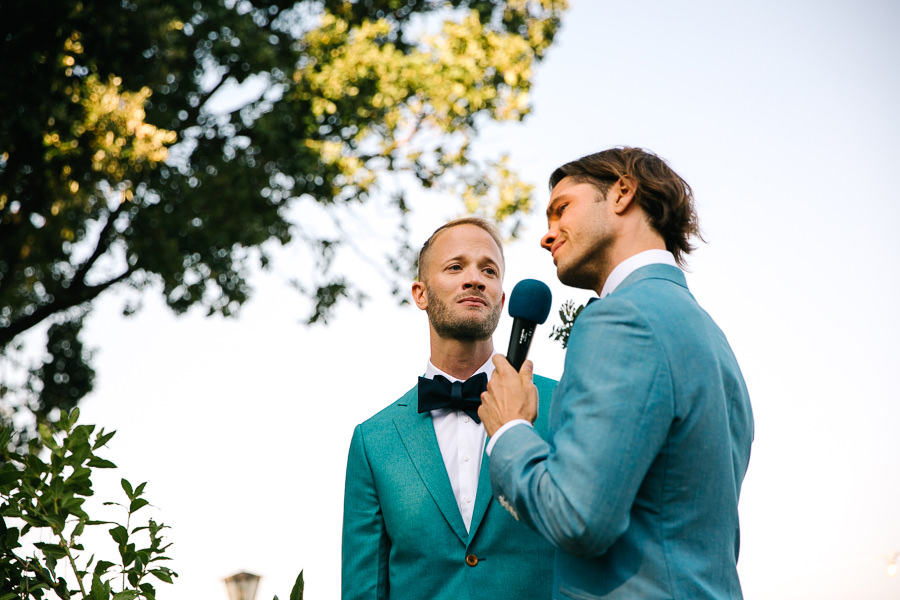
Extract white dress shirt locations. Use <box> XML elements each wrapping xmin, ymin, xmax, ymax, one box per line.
<box><xmin>424</xmin><ymin>355</ymin><xmax>495</xmax><ymax>532</ymax></box>
<box><xmin>486</xmin><ymin>250</ymin><xmax>679</xmax><ymax>455</ymax></box>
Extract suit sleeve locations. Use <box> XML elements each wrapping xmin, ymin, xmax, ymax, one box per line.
<box><xmin>489</xmin><ymin>297</ymin><xmax>673</xmax><ymax>558</ymax></box>
<box><xmin>342</xmin><ymin>425</ymin><xmax>390</xmax><ymax>600</ymax></box>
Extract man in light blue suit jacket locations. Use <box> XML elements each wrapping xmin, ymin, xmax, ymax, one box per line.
<box><xmin>342</xmin><ymin>218</ymin><xmax>556</xmax><ymax>600</ymax></box>
<box><xmin>480</xmin><ymin>148</ymin><xmax>754</xmax><ymax>600</ymax></box>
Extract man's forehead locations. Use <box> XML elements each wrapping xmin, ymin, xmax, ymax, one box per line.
<box><xmin>427</xmin><ymin>224</ymin><xmax>503</xmax><ymax>268</ymax></box>
<box><xmin>546</xmin><ymin>178</ymin><xmax>597</xmax><ymax>216</ymax></box>
<box><xmin>545</xmin><ymin>187</ymin><xmax>571</xmax><ymax>217</ymax></box>
<box><xmin>433</xmin><ymin>224</ymin><xmax>497</xmax><ymax>250</ymax></box>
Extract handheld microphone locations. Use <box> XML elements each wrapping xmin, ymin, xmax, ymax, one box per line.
<box><xmin>506</xmin><ymin>279</ymin><xmax>553</xmax><ymax>371</ymax></box>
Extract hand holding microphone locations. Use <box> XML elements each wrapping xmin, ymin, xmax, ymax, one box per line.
<box><xmin>479</xmin><ymin>279</ymin><xmax>552</xmax><ymax>436</ymax></box>
<box><xmin>506</xmin><ymin>279</ymin><xmax>553</xmax><ymax>370</ymax></box>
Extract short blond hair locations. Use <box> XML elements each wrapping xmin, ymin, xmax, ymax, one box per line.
<box><xmin>416</xmin><ymin>218</ymin><xmax>505</xmax><ymax>282</ymax></box>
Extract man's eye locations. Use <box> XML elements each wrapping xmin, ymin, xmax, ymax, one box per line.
<box><xmin>558</xmin><ymin>203</ymin><xmax>568</xmax><ymax>215</ymax></box>
<box><xmin>484</xmin><ymin>267</ymin><xmax>497</xmax><ymax>276</ymax></box>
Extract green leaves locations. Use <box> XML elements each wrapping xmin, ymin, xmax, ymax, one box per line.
<box><xmin>2</xmin><ymin>1</ymin><xmax>569</xmax><ymax>445</ymax></box>
<box><xmin>273</xmin><ymin>569</ymin><xmax>305</xmax><ymax>600</ymax></box>
<box><xmin>149</xmin><ymin>568</ymin><xmax>174</xmax><ymax>584</ymax></box>
<box><xmin>289</xmin><ymin>570</ymin><xmax>305</xmax><ymax>600</ymax></box>
<box><xmin>93</xmin><ymin>430</ymin><xmax>116</xmax><ymax>451</ymax></box>
<box><xmin>35</xmin><ymin>541</ymin><xmax>69</xmax><ymax>560</ymax></box>
<box><xmin>0</xmin><ymin>412</ymin><xmax>177</xmax><ymax>599</ymax></box>
<box><xmin>0</xmin><ymin>463</ymin><xmax>20</xmax><ymax>488</ymax></box>
<box><xmin>549</xmin><ymin>299</ymin><xmax>586</xmax><ymax>349</ymax></box>
<box><xmin>87</xmin><ymin>457</ymin><xmax>117</xmax><ymax>469</ymax></box>
<box><xmin>109</xmin><ymin>526</ymin><xmax>129</xmax><ymax>546</ymax></box>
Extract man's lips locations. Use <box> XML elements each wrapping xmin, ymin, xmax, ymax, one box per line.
<box><xmin>550</xmin><ymin>240</ymin><xmax>565</xmax><ymax>261</ymax></box>
<box><xmin>457</xmin><ymin>296</ymin><xmax>487</xmax><ymax>306</ymax></box>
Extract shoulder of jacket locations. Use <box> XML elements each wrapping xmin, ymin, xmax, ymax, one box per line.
<box><xmin>357</xmin><ymin>385</ymin><xmax>417</xmax><ymax>428</ymax></box>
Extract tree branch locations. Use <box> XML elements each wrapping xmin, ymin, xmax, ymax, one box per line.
<box><xmin>0</xmin><ymin>269</ymin><xmax>134</xmax><ymax>349</ymax></box>
<box><xmin>60</xmin><ymin>532</ymin><xmax>88</xmax><ymax>598</ymax></box>
<box><xmin>71</xmin><ymin>201</ymin><xmax>129</xmax><ymax>289</ymax></box>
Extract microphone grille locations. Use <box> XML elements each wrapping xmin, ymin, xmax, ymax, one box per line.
<box><xmin>508</xmin><ymin>279</ymin><xmax>553</xmax><ymax>324</ymax></box>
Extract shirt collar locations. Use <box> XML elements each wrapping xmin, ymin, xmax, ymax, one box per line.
<box><xmin>424</xmin><ymin>353</ymin><xmax>496</xmax><ymax>382</ymax></box>
<box><xmin>599</xmin><ymin>249</ymin><xmax>678</xmax><ymax>299</ymax></box>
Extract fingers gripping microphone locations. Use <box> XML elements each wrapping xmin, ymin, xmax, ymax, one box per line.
<box><xmin>506</xmin><ymin>279</ymin><xmax>553</xmax><ymax>371</ymax></box>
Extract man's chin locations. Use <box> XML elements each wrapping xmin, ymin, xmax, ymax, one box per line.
<box><xmin>436</xmin><ymin>330</ymin><xmax>492</xmax><ymax>343</ymax></box>
<box><xmin>557</xmin><ymin>267</ymin><xmax>595</xmax><ymax>291</ymax></box>
<box><xmin>434</xmin><ymin>316</ymin><xmax>497</xmax><ymax>342</ymax></box>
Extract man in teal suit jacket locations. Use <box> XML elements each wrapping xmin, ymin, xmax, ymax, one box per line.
<box><xmin>480</xmin><ymin>148</ymin><xmax>754</xmax><ymax>599</ymax></box>
<box><xmin>342</xmin><ymin>218</ymin><xmax>556</xmax><ymax>600</ymax></box>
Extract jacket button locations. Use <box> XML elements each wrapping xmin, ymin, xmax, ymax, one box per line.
<box><xmin>465</xmin><ymin>554</ymin><xmax>478</xmax><ymax>567</ymax></box>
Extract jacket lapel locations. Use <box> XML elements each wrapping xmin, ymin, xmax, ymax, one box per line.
<box><xmin>393</xmin><ymin>388</ymin><xmax>469</xmax><ymax>543</ymax></box>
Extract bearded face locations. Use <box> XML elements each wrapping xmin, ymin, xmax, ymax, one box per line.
<box><xmin>413</xmin><ymin>223</ymin><xmax>506</xmax><ymax>343</ymax></box>
<box><xmin>425</xmin><ymin>287</ymin><xmax>502</xmax><ymax>342</ymax></box>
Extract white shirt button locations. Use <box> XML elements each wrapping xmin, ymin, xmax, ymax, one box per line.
<box><xmin>463</xmin><ymin>455</ymin><xmax>470</xmax><ymax>462</ymax></box>
<box><xmin>465</xmin><ymin>496</ymin><xmax>473</xmax><ymax>503</ymax></box>
<box><xmin>462</xmin><ymin>416</ymin><xmax>470</xmax><ymax>423</ymax></box>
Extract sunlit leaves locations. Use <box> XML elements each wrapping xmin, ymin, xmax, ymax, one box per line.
<box><xmin>1</xmin><ymin>0</ymin><xmax>568</xmax><ymax>440</ymax></box>
<box><xmin>292</xmin><ymin>7</ymin><xmax>549</xmax><ymax>213</ymax></box>
<box><xmin>78</xmin><ymin>76</ymin><xmax>177</xmax><ymax>176</ymax></box>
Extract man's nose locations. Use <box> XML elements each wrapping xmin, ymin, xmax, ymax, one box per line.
<box><xmin>463</xmin><ymin>268</ymin><xmax>486</xmax><ymax>290</ymax></box>
<box><xmin>541</xmin><ymin>227</ymin><xmax>557</xmax><ymax>251</ymax></box>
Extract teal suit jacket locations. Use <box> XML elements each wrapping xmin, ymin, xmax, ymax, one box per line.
<box><xmin>342</xmin><ymin>375</ymin><xmax>557</xmax><ymax>600</ymax></box>
<box><xmin>490</xmin><ymin>265</ymin><xmax>754</xmax><ymax>599</ymax></box>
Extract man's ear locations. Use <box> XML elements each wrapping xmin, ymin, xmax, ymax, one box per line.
<box><xmin>412</xmin><ymin>281</ymin><xmax>429</xmax><ymax>310</ymax></box>
<box><xmin>612</xmin><ymin>176</ymin><xmax>637</xmax><ymax>215</ymax></box>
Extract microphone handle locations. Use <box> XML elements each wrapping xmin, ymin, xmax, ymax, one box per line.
<box><xmin>507</xmin><ymin>318</ymin><xmax>537</xmax><ymax>371</ymax></box>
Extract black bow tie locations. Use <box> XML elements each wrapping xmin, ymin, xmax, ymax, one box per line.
<box><xmin>417</xmin><ymin>372</ymin><xmax>488</xmax><ymax>423</ymax></box>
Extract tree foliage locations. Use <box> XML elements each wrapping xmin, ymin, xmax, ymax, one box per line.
<box><xmin>0</xmin><ymin>409</ymin><xmax>176</xmax><ymax>599</ymax></box>
<box><xmin>0</xmin><ymin>0</ymin><xmax>568</xmax><ymax>434</ymax></box>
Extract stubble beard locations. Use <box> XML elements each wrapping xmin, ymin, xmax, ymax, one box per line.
<box><xmin>426</xmin><ymin>290</ymin><xmax>501</xmax><ymax>342</ymax></box>
<box><xmin>557</xmin><ymin>260</ymin><xmax>598</xmax><ymax>291</ymax></box>
<box><xmin>556</xmin><ymin>227</ymin><xmax>614</xmax><ymax>291</ymax></box>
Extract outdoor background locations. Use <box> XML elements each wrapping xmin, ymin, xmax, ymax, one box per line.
<box><xmin>61</xmin><ymin>0</ymin><xmax>900</xmax><ymax>598</ymax></box>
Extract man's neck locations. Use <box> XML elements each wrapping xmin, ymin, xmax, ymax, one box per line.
<box><xmin>599</xmin><ymin>249</ymin><xmax>677</xmax><ymax>298</ymax></box>
<box><xmin>594</xmin><ymin>225</ymin><xmax>667</xmax><ymax>295</ymax></box>
<box><xmin>429</xmin><ymin>336</ymin><xmax>495</xmax><ymax>381</ymax></box>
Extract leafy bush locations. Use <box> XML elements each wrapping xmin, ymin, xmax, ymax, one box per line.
<box><xmin>0</xmin><ymin>408</ymin><xmax>176</xmax><ymax>599</ymax></box>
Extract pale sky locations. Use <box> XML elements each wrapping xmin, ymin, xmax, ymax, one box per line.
<box><xmin>55</xmin><ymin>0</ymin><xmax>900</xmax><ymax>598</ymax></box>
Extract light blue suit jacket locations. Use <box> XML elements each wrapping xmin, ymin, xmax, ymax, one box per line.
<box><xmin>490</xmin><ymin>265</ymin><xmax>754</xmax><ymax>599</ymax></box>
<box><xmin>342</xmin><ymin>376</ymin><xmax>558</xmax><ymax>600</ymax></box>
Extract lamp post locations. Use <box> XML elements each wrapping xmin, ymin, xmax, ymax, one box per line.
<box><xmin>225</xmin><ymin>572</ymin><xmax>261</xmax><ymax>600</ymax></box>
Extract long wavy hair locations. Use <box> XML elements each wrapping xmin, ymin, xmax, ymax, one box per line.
<box><xmin>549</xmin><ymin>147</ymin><xmax>703</xmax><ymax>267</ymax></box>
